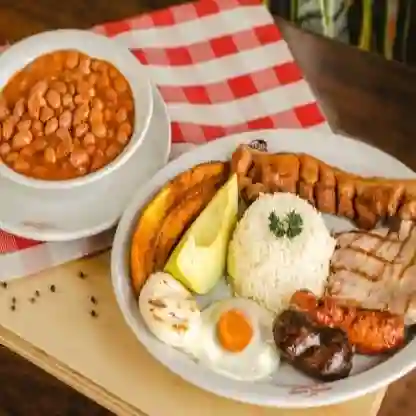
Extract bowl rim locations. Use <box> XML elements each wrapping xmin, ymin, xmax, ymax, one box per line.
<box><xmin>111</xmin><ymin>129</ymin><xmax>416</xmax><ymax>408</ymax></box>
<box><xmin>0</xmin><ymin>28</ymin><xmax>153</xmax><ymax>189</ymax></box>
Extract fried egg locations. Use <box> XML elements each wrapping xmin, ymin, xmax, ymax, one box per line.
<box><xmin>139</xmin><ymin>272</ymin><xmax>201</xmax><ymax>352</ymax></box>
<box><xmin>191</xmin><ymin>298</ymin><xmax>280</xmax><ymax>381</ymax></box>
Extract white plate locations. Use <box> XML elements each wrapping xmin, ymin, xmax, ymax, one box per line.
<box><xmin>0</xmin><ymin>86</ymin><xmax>170</xmax><ymax>241</ymax></box>
<box><xmin>111</xmin><ymin>129</ymin><xmax>416</xmax><ymax>408</ymax></box>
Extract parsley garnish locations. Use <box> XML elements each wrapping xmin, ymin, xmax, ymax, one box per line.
<box><xmin>268</xmin><ymin>211</ymin><xmax>286</xmax><ymax>238</ymax></box>
<box><xmin>268</xmin><ymin>210</ymin><xmax>303</xmax><ymax>239</ymax></box>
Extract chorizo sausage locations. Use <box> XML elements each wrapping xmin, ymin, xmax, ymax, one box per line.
<box><xmin>290</xmin><ymin>290</ymin><xmax>405</xmax><ymax>355</ymax></box>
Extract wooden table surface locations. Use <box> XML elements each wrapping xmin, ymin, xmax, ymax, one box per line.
<box><xmin>0</xmin><ymin>1</ymin><xmax>416</xmax><ymax>415</ymax></box>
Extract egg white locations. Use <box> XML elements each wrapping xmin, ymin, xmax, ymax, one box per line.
<box><xmin>191</xmin><ymin>297</ymin><xmax>280</xmax><ymax>381</ymax></box>
<box><xmin>139</xmin><ymin>272</ymin><xmax>201</xmax><ymax>352</ymax></box>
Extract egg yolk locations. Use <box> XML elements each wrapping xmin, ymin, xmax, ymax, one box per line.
<box><xmin>216</xmin><ymin>309</ymin><xmax>253</xmax><ymax>353</ymax></box>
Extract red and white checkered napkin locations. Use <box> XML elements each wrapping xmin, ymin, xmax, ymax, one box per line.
<box><xmin>0</xmin><ymin>0</ymin><xmax>330</xmax><ymax>281</ymax></box>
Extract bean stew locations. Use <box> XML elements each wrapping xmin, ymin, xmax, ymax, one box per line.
<box><xmin>0</xmin><ymin>50</ymin><xmax>135</xmax><ymax>180</ymax></box>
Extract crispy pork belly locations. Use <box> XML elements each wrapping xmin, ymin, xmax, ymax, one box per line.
<box><xmin>231</xmin><ymin>144</ymin><xmax>416</xmax><ymax>229</ymax></box>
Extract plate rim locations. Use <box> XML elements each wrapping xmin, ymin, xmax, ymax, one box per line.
<box><xmin>0</xmin><ymin>86</ymin><xmax>171</xmax><ymax>241</ymax></box>
<box><xmin>111</xmin><ymin>129</ymin><xmax>416</xmax><ymax>408</ymax></box>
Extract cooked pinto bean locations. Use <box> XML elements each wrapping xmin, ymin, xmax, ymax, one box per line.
<box><xmin>59</xmin><ymin>110</ymin><xmax>72</xmax><ymax>129</ymax></box>
<box><xmin>31</xmin><ymin>120</ymin><xmax>44</xmax><ymax>136</ymax></box>
<box><xmin>116</xmin><ymin>129</ymin><xmax>129</xmax><ymax>145</ymax></box>
<box><xmin>97</xmin><ymin>74</ymin><xmax>110</xmax><ymax>89</ymax></box>
<box><xmin>124</xmin><ymin>99</ymin><xmax>134</xmax><ymax>112</ymax></box>
<box><xmin>87</xmin><ymin>73</ymin><xmax>98</xmax><ymax>86</ymax></box>
<box><xmin>97</xmin><ymin>138</ymin><xmax>108</xmax><ymax>152</ymax></box>
<box><xmin>13</xmin><ymin>158</ymin><xmax>30</xmax><ymax>172</ymax></box>
<box><xmin>109</xmin><ymin>67</ymin><xmax>118</xmax><ymax>79</ymax></box>
<box><xmin>78</xmin><ymin>58</ymin><xmax>91</xmax><ymax>75</ymax></box>
<box><xmin>44</xmin><ymin>118</ymin><xmax>59</xmax><ymax>135</ymax></box>
<box><xmin>0</xmin><ymin>98</ymin><xmax>10</xmax><ymax>120</ymax></box>
<box><xmin>12</xmin><ymin>130</ymin><xmax>33</xmax><ymax>149</ymax></box>
<box><xmin>20</xmin><ymin>145</ymin><xmax>35</xmax><ymax>158</ymax></box>
<box><xmin>113</xmin><ymin>77</ymin><xmax>128</xmax><ymax>93</ymax></box>
<box><xmin>56</xmin><ymin>140</ymin><xmax>73</xmax><ymax>159</ymax></box>
<box><xmin>16</xmin><ymin>119</ymin><xmax>32</xmax><ymax>132</ymax></box>
<box><xmin>62</xmin><ymin>93</ymin><xmax>73</xmax><ymax>108</ymax></box>
<box><xmin>32</xmin><ymin>165</ymin><xmax>48</xmax><ymax>178</ymax></box>
<box><xmin>0</xmin><ymin>142</ymin><xmax>11</xmax><ymax>157</ymax></box>
<box><xmin>44</xmin><ymin>147</ymin><xmax>57</xmax><ymax>164</ymax></box>
<box><xmin>91</xmin><ymin>149</ymin><xmax>106</xmax><ymax>171</ymax></box>
<box><xmin>32</xmin><ymin>137</ymin><xmax>47</xmax><ymax>152</ymax></box>
<box><xmin>51</xmin><ymin>81</ymin><xmax>67</xmax><ymax>95</ymax></box>
<box><xmin>91</xmin><ymin>60</ymin><xmax>101</xmax><ymax>72</ymax></box>
<box><xmin>27</xmin><ymin>93</ymin><xmax>43</xmax><ymax>118</ymax></box>
<box><xmin>40</xmin><ymin>106</ymin><xmax>54</xmax><ymax>122</ymax></box>
<box><xmin>73</xmin><ymin>103</ymin><xmax>90</xmax><ymax>126</ymax></box>
<box><xmin>70</xmin><ymin>149</ymin><xmax>90</xmax><ymax>168</ymax></box>
<box><xmin>84</xmin><ymin>145</ymin><xmax>95</xmax><ymax>156</ymax></box>
<box><xmin>118</xmin><ymin>122</ymin><xmax>132</xmax><ymax>136</ymax></box>
<box><xmin>83</xmin><ymin>133</ymin><xmax>96</xmax><ymax>146</ymax></box>
<box><xmin>65</xmin><ymin>51</ymin><xmax>79</xmax><ymax>69</ymax></box>
<box><xmin>89</xmin><ymin>107</ymin><xmax>103</xmax><ymax>125</ymax></box>
<box><xmin>45</xmin><ymin>89</ymin><xmax>61</xmax><ymax>109</ymax></box>
<box><xmin>67</xmin><ymin>83</ymin><xmax>76</xmax><ymax>96</ymax></box>
<box><xmin>91</xmin><ymin>122</ymin><xmax>106</xmax><ymax>138</ymax></box>
<box><xmin>29</xmin><ymin>80</ymin><xmax>48</xmax><ymax>97</ymax></box>
<box><xmin>105</xmin><ymin>143</ymin><xmax>121</xmax><ymax>159</ymax></box>
<box><xmin>74</xmin><ymin>94</ymin><xmax>87</xmax><ymax>105</ymax></box>
<box><xmin>5</xmin><ymin>152</ymin><xmax>19</xmax><ymax>163</ymax></box>
<box><xmin>76</xmin><ymin>80</ymin><xmax>90</xmax><ymax>95</ymax></box>
<box><xmin>13</xmin><ymin>98</ymin><xmax>25</xmax><ymax>119</ymax></box>
<box><xmin>56</xmin><ymin>127</ymin><xmax>71</xmax><ymax>142</ymax></box>
<box><xmin>2</xmin><ymin>116</ymin><xmax>16</xmax><ymax>141</ymax></box>
<box><xmin>91</xmin><ymin>97</ymin><xmax>104</xmax><ymax>110</ymax></box>
<box><xmin>73</xmin><ymin>137</ymin><xmax>82</xmax><ymax>149</ymax></box>
<box><xmin>103</xmin><ymin>109</ymin><xmax>113</xmax><ymax>122</ymax></box>
<box><xmin>106</xmin><ymin>89</ymin><xmax>117</xmax><ymax>103</ymax></box>
<box><xmin>74</xmin><ymin>123</ymin><xmax>89</xmax><ymax>138</ymax></box>
<box><xmin>115</xmin><ymin>107</ymin><xmax>127</xmax><ymax>123</ymax></box>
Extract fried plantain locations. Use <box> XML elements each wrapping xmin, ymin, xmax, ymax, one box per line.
<box><xmin>130</xmin><ymin>161</ymin><xmax>229</xmax><ymax>296</ymax></box>
<box><xmin>152</xmin><ymin>175</ymin><xmax>226</xmax><ymax>272</ymax></box>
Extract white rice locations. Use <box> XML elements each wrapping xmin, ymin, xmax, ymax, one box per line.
<box><xmin>228</xmin><ymin>193</ymin><xmax>336</xmax><ymax>315</ymax></box>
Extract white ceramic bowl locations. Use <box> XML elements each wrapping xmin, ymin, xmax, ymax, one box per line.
<box><xmin>0</xmin><ymin>29</ymin><xmax>153</xmax><ymax>189</ymax></box>
<box><xmin>111</xmin><ymin>129</ymin><xmax>416</xmax><ymax>408</ymax></box>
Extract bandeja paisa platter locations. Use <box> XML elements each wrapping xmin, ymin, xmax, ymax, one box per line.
<box><xmin>111</xmin><ymin>129</ymin><xmax>416</xmax><ymax>408</ymax></box>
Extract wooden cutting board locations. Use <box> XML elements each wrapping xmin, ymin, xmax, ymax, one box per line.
<box><xmin>0</xmin><ymin>252</ymin><xmax>385</xmax><ymax>416</ymax></box>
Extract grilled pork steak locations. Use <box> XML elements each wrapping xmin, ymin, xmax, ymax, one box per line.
<box><xmin>327</xmin><ymin>221</ymin><xmax>416</xmax><ymax>324</ymax></box>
